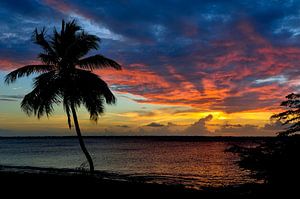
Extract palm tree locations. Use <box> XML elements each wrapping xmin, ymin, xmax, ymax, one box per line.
<box><xmin>4</xmin><ymin>20</ymin><xmax>121</xmax><ymax>173</ymax></box>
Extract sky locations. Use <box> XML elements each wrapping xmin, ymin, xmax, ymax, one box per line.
<box><xmin>0</xmin><ymin>0</ymin><xmax>300</xmax><ymax>136</ymax></box>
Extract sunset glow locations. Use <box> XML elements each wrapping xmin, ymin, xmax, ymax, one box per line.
<box><xmin>1</xmin><ymin>0</ymin><xmax>300</xmax><ymax>136</ymax></box>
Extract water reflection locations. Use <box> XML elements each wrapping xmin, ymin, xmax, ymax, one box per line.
<box><xmin>0</xmin><ymin>137</ymin><xmax>258</xmax><ymax>189</ymax></box>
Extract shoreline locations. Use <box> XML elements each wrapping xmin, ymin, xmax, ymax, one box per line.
<box><xmin>0</xmin><ymin>165</ymin><xmax>269</xmax><ymax>198</ymax></box>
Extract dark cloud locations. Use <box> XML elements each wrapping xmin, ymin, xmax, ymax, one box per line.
<box><xmin>145</xmin><ymin>122</ymin><xmax>165</xmax><ymax>127</ymax></box>
<box><xmin>1</xmin><ymin>1</ymin><xmax>300</xmax><ymax>113</ymax></box>
<box><xmin>139</xmin><ymin>118</ymin><xmax>285</xmax><ymax>136</ymax></box>
<box><xmin>166</xmin><ymin>122</ymin><xmax>178</xmax><ymax>126</ymax></box>
<box><xmin>116</xmin><ymin>125</ymin><xmax>130</xmax><ymax>128</ymax></box>
<box><xmin>214</xmin><ymin>121</ymin><xmax>285</xmax><ymax>136</ymax></box>
<box><xmin>0</xmin><ymin>1</ymin><xmax>62</xmax><ymax>65</ymax></box>
<box><xmin>218</xmin><ymin>92</ymin><xmax>276</xmax><ymax>113</ymax></box>
<box><xmin>215</xmin><ymin>124</ymin><xmax>259</xmax><ymax>136</ymax></box>
<box><xmin>133</xmin><ymin>115</ymin><xmax>214</xmax><ymax>135</ymax></box>
<box><xmin>0</xmin><ymin>94</ymin><xmax>23</xmax><ymax>99</ymax></box>
<box><xmin>0</xmin><ymin>98</ymin><xmax>17</xmax><ymax>102</ymax></box>
<box><xmin>0</xmin><ymin>94</ymin><xmax>23</xmax><ymax>101</ymax></box>
<box><xmin>261</xmin><ymin>120</ymin><xmax>288</xmax><ymax>134</ymax></box>
<box><xmin>184</xmin><ymin>114</ymin><xmax>213</xmax><ymax>135</ymax></box>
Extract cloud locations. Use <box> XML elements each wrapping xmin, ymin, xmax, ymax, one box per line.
<box><xmin>116</xmin><ymin>116</ymin><xmax>285</xmax><ymax>136</ymax></box>
<box><xmin>103</xmin><ymin>117</ymin><xmax>289</xmax><ymax>136</ymax></box>
<box><xmin>218</xmin><ymin>92</ymin><xmax>275</xmax><ymax>113</ymax></box>
<box><xmin>0</xmin><ymin>94</ymin><xmax>23</xmax><ymax>101</ymax></box>
<box><xmin>261</xmin><ymin>120</ymin><xmax>287</xmax><ymax>132</ymax></box>
<box><xmin>214</xmin><ymin>120</ymin><xmax>285</xmax><ymax>136</ymax></box>
<box><xmin>1</xmin><ymin>0</ymin><xmax>300</xmax><ymax>115</ymax></box>
<box><xmin>94</xmin><ymin>18</ymin><xmax>300</xmax><ymax>113</ymax></box>
<box><xmin>116</xmin><ymin>125</ymin><xmax>130</xmax><ymax>128</ymax></box>
<box><xmin>255</xmin><ymin>75</ymin><xmax>287</xmax><ymax>84</ymax></box>
<box><xmin>214</xmin><ymin>124</ymin><xmax>260</xmax><ymax>136</ymax></box>
<box><xmin>145</xmin><ymin>122</ymin><xmax>165</xmax><ymax>127</ymax></box>
<box><xmin>0</xmin><ymin>98</ymin><xmax>17</xmax><ymax>102</ymax></box>
<box><xmin>184</xmin><ymin>114</ymin><xmax>213</xmax><ymax>135</ymax></box>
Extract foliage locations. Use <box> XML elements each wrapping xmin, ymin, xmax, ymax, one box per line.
<box><xmin>229</xmin><ymin>93</ymin><xmax>300</xmax><ymax>193</ymax></box>
<box><xmin>271</xmin><ymin>93</ymin><xmax>300</xmax><ymax>136</ymax></box>
<box><xmin>5</xmin><ymin>20</ymin><xmax>121</xmax><ymax>127</ymax></box>
<box><xmin>229</xmin><ymin>136</ymin><xmax>300</xmax><ymax>186</ymax></box>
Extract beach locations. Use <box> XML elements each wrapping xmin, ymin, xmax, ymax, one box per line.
<box><xmin>0</xmin><ymin>165</ymin><xmax>268</xmax><ymax>198</ymax></box>
<box><xmin>0</xmin><ymin>137</ymin><xmax>297</xmax><ymax>198</ymax></box>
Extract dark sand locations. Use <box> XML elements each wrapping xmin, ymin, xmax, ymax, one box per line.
<box><xmin>0</xmin><ymin>165</ymin><xmax>278</xmax><ymax>198</ymax></box>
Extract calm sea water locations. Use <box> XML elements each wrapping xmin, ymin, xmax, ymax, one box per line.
<box><xmin>0</xmin><ymin>137</ymin><xmax>260</xmax><ymax>189</ymax></box>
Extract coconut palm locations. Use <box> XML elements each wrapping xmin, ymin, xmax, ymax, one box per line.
<box><xmin>4</xmin><ymin>20</ymin><xmax>121</xmax><ymax>173</ymax></box>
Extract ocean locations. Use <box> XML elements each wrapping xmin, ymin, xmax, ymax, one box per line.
<box><xmin>0</xmin><ymin>136</ymin><xmax>262</xmax><ymax>189</ymax></box>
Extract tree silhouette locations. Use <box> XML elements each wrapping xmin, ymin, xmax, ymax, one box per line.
<box><xmin>4</xmin><ymin>20</ymin><xmax>121</xmax><ymax>173</ymax></box>
<box><xmin>271</xmin><ymin>93</ymin><xmax>300</xmax><ymax>136</ymax></box>
<box><xmin>228</xmin><ymin>93</ymin><xmax>300</xmax><ymax>196</ymax></box>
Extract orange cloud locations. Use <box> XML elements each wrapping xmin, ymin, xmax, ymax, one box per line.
<box><xmin>0</xmin><ymin>59</ymin><xmax>40</xmax><ymax>71</ymax></box>
<box><xmin>90</xmin><ymin>21</ymin><xmax>300</xmax><ymax>115</ymax></box>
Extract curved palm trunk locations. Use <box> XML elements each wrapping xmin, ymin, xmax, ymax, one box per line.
<box><xmin>70</xmin><ymin>104</ymin><xmax>95</xmax><ymax>174</ymax></box>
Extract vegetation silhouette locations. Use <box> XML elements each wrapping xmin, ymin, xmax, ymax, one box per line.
<box><xmin>4</xmin><ymin>20</ymin><xmax>121</xmax><ymax>173</ymax></box>
<box><xmin>271</xmin><ymin>93</ymin><xmax>300</xmax><ymax>136</ymax></box>
<box><xmin>228</xmin><ymin>93</ymin><xmax>300</xmax><ymax>195</ymax></box>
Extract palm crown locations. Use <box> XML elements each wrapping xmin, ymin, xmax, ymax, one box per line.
<box><xmin>5</xmin><ymin>20</ymin><xmax>121</xmax><ymax>128</ymax></box>
<box><xmin>5</xmin><ymin>20</ymin><xmax>121</xmax><ymax>173</ymax></box>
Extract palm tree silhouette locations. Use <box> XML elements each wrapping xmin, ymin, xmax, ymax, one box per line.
<box><xmin>5</xmin><ymin>20</ymin><xmax>121</xmax><ymax>173</ymax></box>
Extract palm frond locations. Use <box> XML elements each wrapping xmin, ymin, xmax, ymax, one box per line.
<box><xmin>51</xmin><ymin>29</ymin><xmax>61</xmax><ymax>57</ymax></box>
<box><xmin>70</xmin><ymin>69</ymin><xmax>116</xmax><ymax>121</ymax></box>
<box><xmin>5</xmin><ymin>64</ymin><xmax>55</xmax><ymax>84</ymax></box>
<box><xmin>64</xmin><ymin>20</ymin><xmax>81</xmax><ymax>36</ymax></box>
<box><xmin>84</xmin><ymin>96</ymin><xmax>105</xmax><ymax>122</ymax></box>
<box><xmin>38</xmin><ymin>53</ymin><xmax>59</xmax><ymax>65</ymax></box>
<box><xmin>5</xmin><ymin>20</ymin><xmax>120</xmax><ymax>125</ymax></box>
<box><xmin>77</xmin><ymin>54</ymin><xmax>121</xmax><ymax>70</ymax></box>
<box><xmin>65</xmin><ymin>32</ymin><xmax>100</xmax><ymax>60</ymax></box>
<box><xmin>21</xmin><ymin>71</ymin><xmax>61</xmax><ymax>118</ymax></box>
<box><xmin>32</xmin><ymin>28</ymin><xmax>55</xmax><ymax>55</ymax></box>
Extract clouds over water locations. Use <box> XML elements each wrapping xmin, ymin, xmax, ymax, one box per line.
<box><xmin>0</xmin><ymin>0</ymin><xmax>299</xmax><ymax>136</ymax></box>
